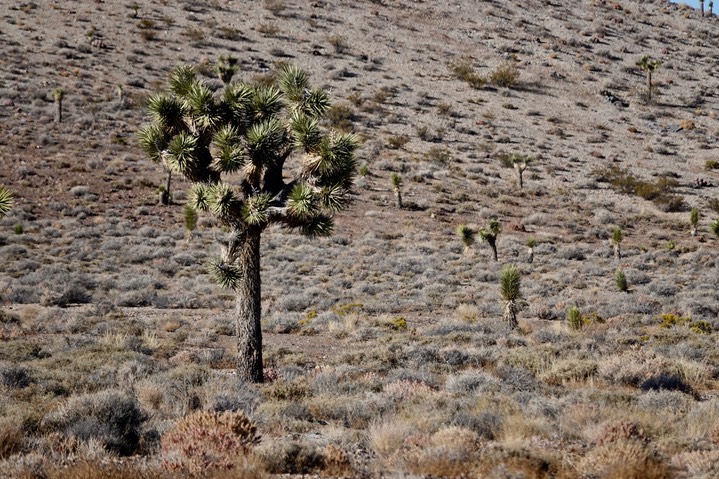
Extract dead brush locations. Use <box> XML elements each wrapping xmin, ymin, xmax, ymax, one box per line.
<box><xmin>161</xmin><ymin>410</ymin><xmax>260</xmax><ymax>475</ymax></box>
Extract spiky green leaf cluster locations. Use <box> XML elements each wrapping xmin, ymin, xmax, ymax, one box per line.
<box><xmin>166</xmin><ymin>131</ymin><xmax>198</xmax><ymax>174</ymax></box>
<box><xmin>241</xmin><ymin>193</ymin><xmax>272</xmax><ymax>226</ymax></box>
<box><xmin>212</xmin><ymin>125</ymin><xmax>245</xmax><ymax>173</ymax></box>
<box><xmin>612</xmin><ymin>226</ymin><xmax>622</xmax><ymax>245</ymax></box>
<box><xmin>710</xmin><ymin>219</ymin><xmax>719</xmax><ymax>237</ymax></box>
<box><xmin>390</xmin><ymin>173</ymin><xmax>403</xmax><ymax>191</ymax></box>
<box><xmin>499</xmin><ymin>264</ymin><xmax>522</xmax><ymax>302</ymax></box>
<box><xmin>140</xmin><ymin>63</ymin><xmax>358</xmax><ymax>238</ymax></box>
<box><xmin>479</xmin><ymin>219</ymin><xmax>501</xmax><ymax>242</ymax></box>
<box><xmin>690</xmin><ymin>207</ymin><xmax>699</xmax><ymax>227</ymax></box>
<box><xmin>209</xmin><ymin>259</ymin><xmax>242</xmax><ymax>290</ymax></box>
<box><xmin>0</xmin><ymin>186</ymin><xmax>12</xmax><ymax>220</ymax></box>
<box><xmin>209</xmin><ymin>183</ymin><xmax>240</xmax><ymax>219</ymax></box>
<box><xmin>456</xmin><ymin>224</ymin><xmax>475</xmax><ymax>248</ymax></box>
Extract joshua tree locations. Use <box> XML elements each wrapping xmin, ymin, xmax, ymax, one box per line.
<box><xmin>216</xmin><ymin>54</ymin><xmax>239</xmax><ymax>85</ymax></box>
<box><xmin>710</xmin><ymin>219</ymin><xmax>719</xmax><ymax>238</ymax></box>
<box><xmin>499</xmin><ymin>264</ymin><xmax>523</xmax><ymax>329</ymax></box>
<box><xmin>0</xmin><ymin>186</ymin><xmax>12</xmax><ymax>219</ymax></box>
<box><xmin>53</xmin><ymin>88</ymin><xmax>65</xmax><ymax>123</ymax></box>
<box><xmin>117</xmin><ymin>84</ymin><xmax>125</xmax><ymax>105</ymax></box>
<box><xmin>701</xmin><ymin>0</ymin><xmax>705</xmax><ymax>16</ymax></box>
<box><xmin>390</xmin><ymin>173</ymin><xmax>403</xmax><ymax>209</ymax></box>
<box><xmin>478</xmin><ymin>218</ymin><xmax>501</xmax><ymax>261</ymax></box>
<box><xmin>612</xmin><ymin>226</ymin><xmax>622</xmax><ymax>260</ymax></box>
<box><xmin>710</xmin><ymin>1</ymin><xmax>714</xmax><ymax>16</ymax></box>
<box><xmin>510</xmin><ymin>153</ymin><xmax>532</xmax><ymax>189</ymax></box>
<box><xmin>615</xmin><ymin>267</ymin><xmax>628</xmax><ymax>292</ymax></box>
<box><xmin>456</xmin><ymin>224</ymin><xmax>476</xmax><ymax>254</ymax></box>
<box><xmin>138</xmin><ymin>64</ymin><xmax>358</xmax><ymax>383</ymax></box>
<box><xmin>636</xmin><ymin>55</ymin><xmax>662</xmax><ymax>102</ymax></box>
<box><xmin>526</xmin><ymin>236</ymin><xmax>536</xmax><ymax>264</ymax></box>
<box><xmin>566</xmin><ymin>305</ymin><xmax>583</xmax><ymax>331</ymax></box>
<box><xmin>184</xmin><ymin>204</ymin><xmax>198</xmax><ymax>240</ymax></box>
<box><xmin>690</xmin><ymin>207</ymin><xmax>699</xmax><ymax>237</ymax></box>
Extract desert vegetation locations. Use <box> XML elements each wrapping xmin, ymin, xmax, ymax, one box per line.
<box><xmin>1</xmin><ymin>0</ymin><xmax>719</xmax><ymax>478</ymax></box>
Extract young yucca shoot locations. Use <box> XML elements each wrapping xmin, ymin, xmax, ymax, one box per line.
<box><xmin>499</xmin><ymin>264</ymin><xmax>523</xmax><ymax>329</ymax></box>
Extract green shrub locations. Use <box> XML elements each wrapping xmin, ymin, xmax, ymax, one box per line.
<box><xmin>386</xmin><ymin>134</ymin><xmax>409</xmax><ymax>149</ymax></box>
<box><xmin>425</xmin><ymin>147</ymin><xmax>450</xmax><ymax>164</ymax></box>
<box><xmin>566</xmin><ymin>306</ymin><xmax>583</xmax><ymax>331</ymax></box>
<box><xmin>450</xmin><ymin>60</ymin><xmax>486</xmax><ymax>89</ymax></box>
<box><xmin>658</xmin><ymin>313</ymin><xmax>690</xmax><ymax>329</ymax></box>
<box><xmin>705</xmin><ymin>159</ymin><xmax>719</xmax><ymax>170</ymax></box>
<box><xmin>615</xmin><ymin>268</ymin><xmax>628</xmax><ymax>292</ymax></box>
<box><xmin>489</xmin><ymin>63</ymin><xmax>520</xmax><ymax>88</ymax></box>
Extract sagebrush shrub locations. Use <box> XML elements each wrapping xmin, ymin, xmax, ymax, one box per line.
<box><xmin>43</xmin><ymin>390</ymin><xmax>146</xmax><ymax>456</ymax></box>
<box><xmin>161</xmin><ymin>410</ymin><xmax>260</xmax><ymax>474</ymax></box>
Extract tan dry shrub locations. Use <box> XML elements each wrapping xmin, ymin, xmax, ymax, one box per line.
<box><xmin>672</xmin><ymin>450</ymin><xmax>719</xmax><ymax>478</ymax></box>
<box><xmin>456</xmin><ymin>303</ymin><xmax>480</xmax><ymax>322</ymax></box>
<box><xmin>598</xmin><ymin>347</ymin><xmax>670</xmax><ymax>386</ymax></box>
<box><xmin>401</xmin><ymin>426</ymin><xmax>481</xmax><ymax>478</ymax></box>
<box><xmin>594</xmin><ymin>420</ymin><xmax>650</xmax><ymax>447</ymax></box>
<box><xmin>367</xmin><ymin>419</ymin><xmax>417</xmax><ymax>459</ymax></box>
<box><xmin>44</xmin><ymin>460</ymin><xmax>170</xmax><ymax>479</ymax></box>
<box><xmin>539</xmin><ymin>359</ymin><xmax>598</xmax><ymax>386</ymax></box>
<box><xmin>382</xmin><ymin>379</ymin><xmax>433</xmax><ymax>403</ymax></box>
<box><xmin>161</xmin><ymin>410</ymin><xmax>260</xmax><ymax>475</ymax></box>
<box><xmin>579</xmin><ymin>439</ymin><xmax>669</xmax><ymax>479</ymax></box>
<box><xmin>0</xmin><ymin>416</ymin><xmax>24</xmax><ymax>459</ymax></box>
<box><xmin>321</xmin><ymin>444</ymin><xmax>353</xmax><ymax>477</ymax></box>
<box><xmin>712</xmin><ymin>420</ymin><xmax>719</xmax><ymax>445</ymax></box>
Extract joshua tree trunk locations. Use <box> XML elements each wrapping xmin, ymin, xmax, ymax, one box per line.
<box><xmin>394</xmin><ymin>189</ymin><xmax>403</xmax><ymax>209</ymax></box>
<box><xmin>514</xmin><ymin>163</ymin><xmax>526</xmax><ymax>189</ymax></box>
<box><xmin>235</xmin><ymin>229</ymin><xmax>263</xmax><ymax>383</ymax></box>
<box><xmin>691</xmin><ymin>225</ymin><xmax>697</xmax><ymax>237</ymax></box>
<box><xmin>613</xmin><ymin>243</ymin><xmax>621</xmax><ymax>260</ymax></box>
<box><xmin>160</xmin><ymin>170</ymin><xmax>172</xmax><ymax>206</ymax></box>
<box><xmin>489</xmin><ymin>239</ymin><xmax>498</xmax><ymax>261</ymax></box>
<box><xmin>503</xmin><ymin>301</ymin><xmax>518</xmax><ymax>329</ymax></box>
<box><xmin>646</xmin><ymin>72</ymin><xmax>652</xmax><ymax>101</ymax></box>
<box><xmin>710</xmin><ymin>2</ymin><xmax>714</xmax><ymax>15</ymax></box>
<box><xmin>55</xmin><ymin>99</ymin><xmax>63</xmax><ymax>123</ymax></box>
<box><xmin>527</xmin><ymin>246</ymin><xmax>534</xmax><ymax>264</ymax></box>
<box><xmin>701</xmin><ymin>0</ymin><xmax>705</xmax><ymax>16</ymax></box>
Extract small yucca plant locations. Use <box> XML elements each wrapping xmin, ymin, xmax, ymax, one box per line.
<box><xmin>612</xmin><ymin>226</ymin><xmax>622</xmax><ymax>260</ymax></box>
<box><xmin>566</xmin><ymin>305</ymin><xmax>583</xmax><ymax>331</ymax></box>
<box><xmin>390</xmin><ymin>173</ymin><xmax>403</xmax><ymax>209</ymax></box>
<box><xmin>456</xmin><ymin>224</ymin><xmax>476</xmax><ymax>253</ymax></box>
<box><xmin>511</xmin><ymin>153</ymin><xmax>532</xmax><ymax>189</ymax></box>
<box><xmin>183</xmin><ymin>204</ymin><xmax>198</xmax><ymax>239</ymax></box>
<box><xmin>52</xmin><ymin>87</ymin><xmax>65</xmax><ymax>123</ymax></box>
<box><xmin>0</xmin><ymin>186</ymin><xmax>12</xmax><ymax>219</ymax></box>
<box><xmin>478</xmin><ymin>218</ymin><xmax>501</xmax><ymax>261</ymax></box>
<box><xmin>615</xmin><ymin>268</ymin><xmax>628</xmax><ymax>293</ymax></box>
<box><xmin>690</xmin><ymin>207</ymin><xmax>699</xmax><ymax>236</ymax></box>
<box><xmin>710</xmin><ymin>218</ymin><xmax>719</xmax><ymax>238</ymax></box>
<box><xmin>215</xmin><ymin>54</ymin><xmax>239</xmax><ymax>84</ymax></box>
<box><xmin>499</xmin><ymin>264</ymin><xmax>523</xmax><ymax>329</ymax></box>
<box><xmin>526</xmin><ymin>236</ymin><xmax>536</xmax><ymax>264</ymax></box>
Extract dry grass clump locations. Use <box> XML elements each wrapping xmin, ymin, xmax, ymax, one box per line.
<box><xmin>161</xmin><ymin>410</ymin><xmax>260</xmax><ymax>475</ymax></box>
<box><xmin>0</xmin><ymin>416</ymin><xmax>24</xmax><ymax>460</ymax></box>
<box><xmin>401</xmin><ymin>426</ymin><xmax>482</xmax><ymax>477</ymax></box>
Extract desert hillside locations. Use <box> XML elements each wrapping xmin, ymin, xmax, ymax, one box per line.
<box><xmin>1</xmin><ymin>0</ymin><xmax>719</xmax><ymax>477</ymax></box>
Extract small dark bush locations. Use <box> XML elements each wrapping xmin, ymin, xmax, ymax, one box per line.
<box><xmin>0</xmin><ymin>363</ymin><xmax>33</xmax><ymax>388</ymax></box>
<box><xmin>450</xmin><ymin>409</ymin><xmax>502</xmax><ymax>440</ymax></box>
<box><xmin>640</xmin><ymin>373</ymin><xmax>693</xmax><ymax>395</ymax></box>
<box><xmin>261</xmin><ymin>441</ymin><xmax>325</xmax><ymax>475</ymax></box>
<box><xmin>44</xmin><ymin>390</ymin><xmax>146</xmax><ymax>456</ymax></box>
